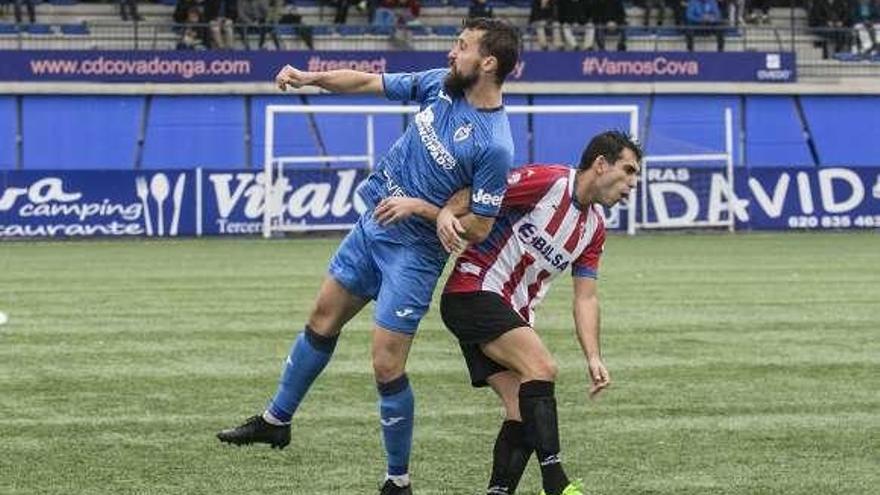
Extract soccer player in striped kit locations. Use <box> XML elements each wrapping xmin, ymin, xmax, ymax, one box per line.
<box><xmin>376</xmin><ymin>131</ymin><xmax>641</xmax><ymax>495</ymax></box>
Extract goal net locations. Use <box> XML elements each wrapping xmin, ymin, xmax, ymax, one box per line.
<box><xmin>634</xmin><ymin>108</ymin><xmax>736</xmax><ymax>233</ymax></box>
<box><xmin>261</xmin><ymin>103</ymin><xmax>641</xmax><ymax>237</ymax></box>
<box><xmin>261</xmin><ymin>103</ymin><xmax>739</xmax><ymax>236</ymax></box>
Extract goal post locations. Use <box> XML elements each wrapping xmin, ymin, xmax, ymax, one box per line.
<box><xmin>261</xmin><ymin>104</ymin><xmax>641</xmax><ymax>237</ymax></box>
<box><xmin>634</xmin><ymin>108</ymin><xmax>736</xmax><ymax>233</ymax></box>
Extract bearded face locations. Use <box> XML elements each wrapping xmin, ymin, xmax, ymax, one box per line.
<box><xmin>445</xmin><ymin>29</ymin><xmax>485</xmax><ymax>97</ymax></box>
<box><xmin>443</xmin><ymin>62</ymin><xmax>480</xmax><ymax>97</ymax></box>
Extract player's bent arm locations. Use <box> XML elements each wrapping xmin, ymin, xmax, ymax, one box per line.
<box><xmin>572</xmin><ymin>276</ymin><xmax>601</xmax><ymax>360</ymax></box>
<box><xmin>573</xmin><ymin>276</ymin><xmax>611</xmax><ymax>396</ymax></box>
<box><xmin>374</xmin><ymin>188</ymin><xmax>471</xmax><ymax>225</ymax></box>
<box><xmin>436</xmin><ymin>208</ymin><xmax>494</xmax><ymax>252</ymax></box>
<box><xmin>457</xmin><ymin>213</ymin><xmax>495</xmax><ymax>243</ymax></box>
<box><xmin>373</xmin><ymin>196</ymin><xmax>439</xmax><ymax>225</ymax></box>
<box><xmin>443</xmin><ymin>188</ymin><xmax>472</xmax><ymax>217</ymax></box>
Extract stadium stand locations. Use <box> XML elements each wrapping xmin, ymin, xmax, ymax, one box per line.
<box><xmin>0</xmin><ymin>1</ymin><xmax>849</xmax><ymax>66</ymax></box>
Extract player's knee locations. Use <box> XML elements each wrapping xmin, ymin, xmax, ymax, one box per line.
<box><xmin>307</xmin><ymin>302</ymin><xmax>341</xmax><ymax>336</ymax></box>
<box><xmin>372</xmin><ymin>353</ymin><xmax>405</xmax><ymax>383</ymax></box>
<box><xmin>528</xmin><ymin>356</ymin><xmax>558</xmax><ymax>382</ymax></box>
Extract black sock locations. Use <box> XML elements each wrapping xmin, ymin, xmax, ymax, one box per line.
<box><xmin>487</xmin><ymin>420</ymin><xmax>531</xmax><ymax>495</ymax></box>
<box><xmin>519</xmin><ymin>380</ymin><xmax>569</xmax><ymax>495</ymax></box>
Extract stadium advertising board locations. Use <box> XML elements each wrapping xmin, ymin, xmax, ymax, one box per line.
<box><xmin>0</xmin><ymin>50</ymin><xmax>795</xmax><ymax>83</ymax></box>
<box><xmin>1</xmin><ymin>166</ymin><xmax>877</xmax><ymax>238</ymax></box>
<box><xmin>0</xmin><ymin>168</ymin><xmax>368</xmax><ymax>238</ymax></box>
<box><xmin>639</xmin><ymin>166</ymin><xmax>880</xmax><ymax>230</ymax></box>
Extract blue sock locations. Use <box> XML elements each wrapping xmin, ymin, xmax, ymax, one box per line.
<box><xmin>267</xmin><ymin>326</ymin><xmax>338</xmax><ymax>423</ymax></box>
<box><xmin>378</xmin><ymin>374</ymin><xmax>414</xmax><ymax>477</ymax></box>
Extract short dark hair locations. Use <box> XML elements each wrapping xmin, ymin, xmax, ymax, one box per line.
<box><xmin>462</xmin><ymin>17</ymin><xmax>522</xmax><ymax>85</ymax></box>
<box><xmin>579</xmin><ymin>131</ymin><xmax>643</xmax><ymax>170</ymax></box>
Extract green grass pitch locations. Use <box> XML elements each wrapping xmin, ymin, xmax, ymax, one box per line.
<box><xmin>1</xmin><ymin>232</ymin><xmax>878</xmax><ymax>494</ymax></box>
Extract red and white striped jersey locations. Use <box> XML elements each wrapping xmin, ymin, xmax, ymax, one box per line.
<box><xmin>443</xmin><ymin>164</ymin><xmax>606</xmax><ymax>325</ymax></box>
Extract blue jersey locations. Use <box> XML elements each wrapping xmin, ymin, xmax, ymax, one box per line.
<box><xmin>357</xmin><ymin>68</ymin><xmax>515</xmax><ymax>257</ymax></box>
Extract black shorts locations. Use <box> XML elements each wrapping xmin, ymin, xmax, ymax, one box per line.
<box><xmin>440</xmin><ymin>291</ymin><xmax>530</xmax><ymax>388</ymax></box>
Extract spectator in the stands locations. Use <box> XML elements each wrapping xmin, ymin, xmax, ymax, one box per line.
<box><xmin>468</xmin><ymin>0</ymin><xmax>494</xmax><ymax>19</ymax></box>
<box><xmin>239</xmin><ymin>0</ymin><xmax>282</xmax><ymax>49</ymax></box>
<box><xmin>745</xmin><ymin>0</ymin><xmax>770</xmax><ymax>24</ymax></box>
<box><xmin>809</xmin><ymin>0</ymin><xmax>852</xmax><ymax>58</ymax></box>
<box><xmin>685</xmin><ymin>0</ymin><xmax>724</xmax><ymax>51</ymax></box>
<box><xmin>12</xmin><ymin>0</ymin><xmax>36</xmax><ymax>24</ymax></box>
<box><xmin>276</xmin><ymin>1</ymin><xmax>315</xmax><ymax>49</ymax></box>
<box><xmin>174</xmin><ymin>0</ymin><xmax>210</xmax><ymax>49</ymax></box>
<box><xmin>593</xmin><ymin>0</ymin><xmax>627</xmax><ymax>51</ymax></box>
<box><xmin>851</xmin><ymin>0</ymin><xmax>879</xmax><ymax>54</ymax></box>
<box><xmin>205</xmin><ymin>0</ymin><xmax>239</xmax><ymax>49</ymax></box>
<box><xmin>558</xmin><ymin>0</ymin><xmax>592</xmax><ymax>50</ymax></box>
<box><xmin>721</xmin><ymin>0</ymin><xmax>745</xmax><ymax>26</ymax></box>
<box><xmin>643</xmin><ymin>0</ymin><xmax>686</xmax><ymax>26</ymax></box>
<box><xmin>380</xmin><ymin>0</ymin><xmax>421</xmax><ymax>25</ymax></box>
<box><xmin>333</xmin><ymin>0</ymin><xmax>353</xmax><ymax>24</ymax></box>
<box><xmin>529</xmin><ymin>0</ymin><xmax>562</xmax><ymax>50</ymax></box>
<box><xmin>118</xmin><ymin>0</ymin><xmax>143</xmax><ymax>22</ymax></box>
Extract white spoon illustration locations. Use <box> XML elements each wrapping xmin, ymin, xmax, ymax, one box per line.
<box><xmin>150</xmin><ymin>174</ymin><xmax>170</xmax><ymax>236</ymax></box>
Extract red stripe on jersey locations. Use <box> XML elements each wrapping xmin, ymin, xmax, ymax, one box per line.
<box><xmin>501</xmin><ymin>253</ymin><xmax>535</xmax><ymax>303</ymax></box>
<box><xmin>563</xmin><ymin>209</ymin><xmax>588</xmax><ymax>253</ymax></box>
<box><xmin>519</xmin><ymin>269</ymin><xmax>551</xmax><ymax>321</ymax></box>
<box><xmin>543</xmin><ymin>185</ymin><xmax>571</xmax><ymax>236</ymax></box>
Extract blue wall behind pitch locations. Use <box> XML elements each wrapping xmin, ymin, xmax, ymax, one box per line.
<box><xmin>5</xmin><ymin>94</ymin><xmax>878</xmax><ymax>169</ymax></box>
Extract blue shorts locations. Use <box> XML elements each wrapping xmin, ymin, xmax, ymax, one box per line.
<box><xmin>328</xmin><ymin>216</ymin><xmax>446</xmax><ymax>334</ymax></box>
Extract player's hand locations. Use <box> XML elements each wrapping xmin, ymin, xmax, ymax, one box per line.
<box><xmin>275</xmin><ymin>64</ymin><xmax>311</xmax><ymax>91</ymax></box>
<box><xmin>437</xmin><ymin>208</ymin><xmax>467</xmax><ymax>254</ymax></box>
<box><xmin>374</xmin><ymin>196</ymin><xmax>421</xmax><ymax>225</ymax></box>
<box><xmin>587</xmin><ymin>357</ymin><xmax>610</xmax><ymax>399</ymax></box>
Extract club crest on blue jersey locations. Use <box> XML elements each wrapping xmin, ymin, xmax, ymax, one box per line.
<box><xmin>454</xmin><ymin>123</ymin><xmax>474</xmax><ymax>142</ymax></box>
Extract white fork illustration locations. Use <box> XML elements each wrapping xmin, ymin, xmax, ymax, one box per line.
<box><xmin>135</xmin><ymin>176</ymin><xmax>153</xmax><ymax>236</ymax></box>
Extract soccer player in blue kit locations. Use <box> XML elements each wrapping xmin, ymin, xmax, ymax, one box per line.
<box><xmin>217</xmin><ymin>18</ymin><xmax>522</xmax><ymax>495</ymax></box>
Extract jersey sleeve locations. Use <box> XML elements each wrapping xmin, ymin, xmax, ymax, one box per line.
<box><xmin>469</xmin><ymin>143</ymin><xmax>514</xmax><ymax>217</ymax></box>
<box><xmin>501</xmin><ymin>165</ymin><xmax>563</xmax><ymax>208</ymax></box>
<box><xmin>572</xmin><ymin>214</ymin><xmax>605</xmax><ymax>279</ymax></box>
<box><xmin>382</xmin><ymin>68</ymin><xmax>447</xmax><ymax>103</ymax></box>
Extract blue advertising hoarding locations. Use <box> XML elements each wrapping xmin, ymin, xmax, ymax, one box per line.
<box><xmin>0</xmin><ymin>168</ymin><xmax>370</xmax><ymax>238</ymax></box>
<box><xmin>0</xmin><ymin>50</ymin><xmax>796</xmax><ymax>83</ymax></box>
<box><xmin>1</xmin><ymin>165</ymin><xmax>877</xmax><ymax>239</ymax></box>
<box><xmin>638</xmin><ymin>166</ymin><xmax>880</xmax><ymax>230</ymax></box>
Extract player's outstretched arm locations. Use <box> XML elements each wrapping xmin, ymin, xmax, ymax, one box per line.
<box><xmin>275</xmin><ymin>65</ymin><xmax>383</xmax><ymax>94</ymax></box>
<box><xmin>573</xmin><ymin>277</ymin><xmax>611</xmax><ymax>398</ymax></box>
